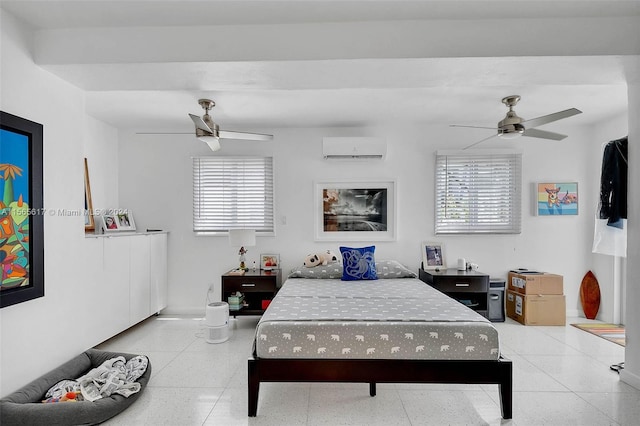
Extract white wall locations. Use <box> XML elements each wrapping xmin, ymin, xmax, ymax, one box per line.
<box><xmin>84</xmin><ymin>115</ymin><xmax>119</xmax><ymax>212</ymax></box>
<box><xmin>0</xmin><ymin>10</ymin><xmax>119</xmax><ymax>395</ymax></box>
<box><xmin>119</xmin><ymin>119</ymin><xmax>610</xmax><ymax>318</ymax></box>
<box><xmin>620</xmin><ymin>59</ymin><xmax>640</xmax><ymax>389</ymax></box>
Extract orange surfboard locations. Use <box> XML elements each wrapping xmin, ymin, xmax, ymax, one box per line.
<box><xmin>580</xmin><ymin>270</ymin><xmax>600</xmax><ymax>320</ymax></box>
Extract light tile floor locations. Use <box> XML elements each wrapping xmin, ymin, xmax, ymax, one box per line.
<box><xmin>97</xmin><ymin>316</ymin><xmax>635</xmax><ymax>425</ymax></box>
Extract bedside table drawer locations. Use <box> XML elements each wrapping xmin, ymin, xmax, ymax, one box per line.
<box><xmin>431</xmin><ymin>276</ymin><xmax>488</xmax><ymax>293</ymax></box>
<box><xmin>223</xmin><ymin>276</ymin><xmax>277</xmax><ymax>292</ymax></box>
<box><xmin>418</xmin><ymin>268</ymin><xmax>490</xmax><ymax>320</ymax></box>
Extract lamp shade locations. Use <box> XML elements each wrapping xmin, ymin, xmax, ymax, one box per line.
<box><xmin>228</xmin><ymin>229</ymin><xmax>256</xmax><ymax>247</ymax></box>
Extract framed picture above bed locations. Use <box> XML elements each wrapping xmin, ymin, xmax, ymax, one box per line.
<box><xmin>314</xmin><ymin>180</ymin><xmax>396</xmax><ymax>241</ymax></box>
<box><xmin>421</xmin><ymin>242</ymin><xmax>446</xmax><ymax>270</ymax></box>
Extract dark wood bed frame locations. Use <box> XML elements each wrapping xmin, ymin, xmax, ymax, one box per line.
<box><xmin>248</xmin><ymin>355</ymin><xmax>512</xmax><ymax>419</ymax></box>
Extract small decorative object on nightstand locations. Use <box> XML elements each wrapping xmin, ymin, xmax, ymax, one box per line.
<box><xmin>228</xmin><ymin>229</ymin><xmax>256</xmax><ymax>270</ymax></box>
<box><xmin>222</xmin><ymin>269</ymin><xmax>281</xmax><ymax>317</ymax></box>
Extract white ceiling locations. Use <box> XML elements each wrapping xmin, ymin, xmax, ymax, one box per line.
<box><xmin>4</xmin><ymin>0</ymin><xmax>640</xmax><ymax>28</ymax></box>
<box><xmin>2</xmin><ymin>1</ymin><xmax>639</xmax><ymax>138</ymax></box>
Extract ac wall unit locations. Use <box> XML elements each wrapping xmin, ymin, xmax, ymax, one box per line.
<box><xmin>322</xmin><ymin>137</ymin><xmax>387</xmax><ymax>160</ymax></box>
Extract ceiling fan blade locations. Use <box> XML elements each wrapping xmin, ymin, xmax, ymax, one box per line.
<box><xmin>522</xmin><ymin>108</ymin><xmax>582</xmax><ymax>129</ymax></box>
<box><xmin>522</xmin><ymin>128</ymin><xmax>567</xmax><ymax>141</ymax></box>
<box><xmin>135</xmin><ymin>132</ymin><xmax>191</xmax><ymax>135</ymax></box>
<box><xmin>463</xmin><ymin>133</ymin><xmax>499</xmax><ymax>150</ymax></box>
<box><xmin>219</xmin><ymin>130</ymin><xmax>273</xmax><ymax>141</ymax></box>
<box><xmin>450</xmin><ymin>124</ymin><xmax>498</xmax><ymax>130</ymax></box>
<box><xmin>189</xmin><ymin>113</ymin><xmax>214</xmax><ymax>133</ymax></box>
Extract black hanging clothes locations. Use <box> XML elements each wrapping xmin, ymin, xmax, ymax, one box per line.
<box><xmin>599</xmin><ymin>136</ymin><xmax>628</xmax><ymax>228</ymax></box>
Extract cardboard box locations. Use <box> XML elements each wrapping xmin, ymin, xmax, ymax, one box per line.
<box><xmin>506</xmin><ymin>290</ymin><xmax>566</xmax><ymax>325</ymax></box>
<box><xmin>508</xmin><ymin>271</ymin><xmax>563</xmax><ymax>295</ymax></box>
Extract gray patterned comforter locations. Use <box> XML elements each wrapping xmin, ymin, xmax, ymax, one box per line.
<box><xmin>254</xmin><ymin>278</ymin><xmax>500</xmax><ymax>360</ymax></box>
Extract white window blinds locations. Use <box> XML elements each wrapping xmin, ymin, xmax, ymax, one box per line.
<box><xmin>193</xmin><ymin>157</ymin><xmax>274</xmax><ymax>234</ymax></box>
<box><xmin>435</xmin><ymin>150</ymin><xmax>522</xmax><ymax>234</ymax></box>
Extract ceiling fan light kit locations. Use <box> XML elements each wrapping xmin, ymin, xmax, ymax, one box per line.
<box><xmin>498</xmin><ymin>127</ymin><xmax>523</xmax><ymax>139</ymax></box>
<box><xmin>188</xmin><ymin>98</ymin><xmax>273</xmax><ymax>151</ymax></box>
<box><xmin>198</xmin><ymin>135</ymin><xmax>221</xmax><ymax>151</ymax></box>
<box><xmin>497</xmin><ymin>97</ymin><xmax>526</xmax><ymax>139</ymax></box>
<box><xmin>452</xmin><ymin>95</ymin><xmax>582</xmax><ymax>149</ymax></box>
<box><xmin>137</xmin><ymin>99</ymin><xmax>272</xmax><ymax>150</ymax></box>
<box><xmin>191</xmin><ymin>101</ymin><xmax>222</xmax><ymax>151</ymax></box>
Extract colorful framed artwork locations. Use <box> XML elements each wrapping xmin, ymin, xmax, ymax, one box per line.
<box><xmin>314</xmin><ymin>180</ymin><xmax>396</xmax><ymax>241</ymax></box>
<box><xmin>421</xmin><ymin>242</ymin><xmax>445</xmax><ymax>271</ymax></box>
<box><xmin>0</xmin><ymin>111</ymin><xmax>44</xmax><ymax>308</ymax></box>
<box><xmin>260</xmin><ymin>254</ymin><xmax>280</xmax><ymax>270</ymax></box>
<box><xmin>101</xmin><ymin>210</ymin><xmax>136</xmax><ymax>233</ymax></box>
<box><xmin>536</xmin><ymin>182</ymin><xmax>579</xmax><ymax>216</ymax></box>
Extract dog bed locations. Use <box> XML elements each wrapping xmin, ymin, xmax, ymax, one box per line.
<box><xmin>0</xmin><ymin>349</ymin><xmax>151</xmax><ymax>426</ymax></box>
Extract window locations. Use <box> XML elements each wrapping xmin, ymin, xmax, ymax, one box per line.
<box><xmin>193</xmin><ymin>156</ymin><xmax>274</xmax><ymax>235</ymax></box>
<box><xmin>435</xmin><ymin>150</ymin><xmax>522</xmax><ymax>234</ymax></box>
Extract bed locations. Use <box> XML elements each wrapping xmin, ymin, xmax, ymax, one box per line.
<box><xmin>248</xmin><ymin>260</ymin><xmax>512</xmax><ymax>419</ymax></box>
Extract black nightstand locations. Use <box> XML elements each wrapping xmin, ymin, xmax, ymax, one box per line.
<box><xmin>222</xmin><ymin>269</ymin><xmax>282</xmax><ymax>317</ymax></box>
<box><xmin>418</xmin><ymin>268</ymin><xmax>490</xmax><ymax>319</ymax></box>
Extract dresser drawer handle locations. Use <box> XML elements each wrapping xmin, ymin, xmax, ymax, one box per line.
<box><xmin>455</xmin><ymin>283</ymin><xmax>470</xmax><ymax>287</ymax></box>
<box><xmin>241</xmin><ymin>283</ymin><xmax>256</xmax><ymax>287</ymax></box>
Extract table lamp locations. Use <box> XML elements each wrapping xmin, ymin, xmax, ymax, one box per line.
<box><xmin>228</xmin><ymin>229</ymin><xmax>256</xmax><ymax>270</ymax></box>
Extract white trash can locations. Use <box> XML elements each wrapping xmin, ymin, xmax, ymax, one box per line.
<box><xmin>204</xmin><ymin>302</ymin><xmax>230</xmax><ymax>343</ymax></box>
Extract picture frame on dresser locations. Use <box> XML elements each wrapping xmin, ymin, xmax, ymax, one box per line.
<box><xmin>421</xmin><ymin>241</ymin><xmax>445</xmax><ymax>270</ymax></box>
<box><xmin>101</xmin><ymin>210</ymin><xmax>136</xmax><ymax>233</ymax></box>
<box><xmin>116</xmin><ymin>211</ymin><xmax>136</xmax><ymax>231</ymax></box>
<box><xmin>260</xmin><ymin>254</ymin><xmax>280</xmax><ymax>270</ymax></box>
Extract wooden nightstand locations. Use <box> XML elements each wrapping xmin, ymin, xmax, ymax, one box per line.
<box><xmin>222</xmin><ymin>269</ymin><xmax>282</xmax><ymax>317</ymax></box>
<box><xmin>419</xmin><ymin>268</ymin><xmax>490</xmax><ymax>319</ymax></box>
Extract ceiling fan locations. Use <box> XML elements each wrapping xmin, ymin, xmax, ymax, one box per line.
<box><xmin>138</xmin><ymin>98</ymin><xmax>273</xmax><ymax>151</ymax></box>
<box><xmin>451</xmin><ymin>95</ymin><xmax>582</xmax><ymax>149</ymax></box>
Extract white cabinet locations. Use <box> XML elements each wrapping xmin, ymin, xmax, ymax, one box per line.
<box><xmin>129</xmin><ymin>235</ymin><xmax>151</xmax><ymax>324</ymax></box>
<box><xmin>82</xmin><ymin>235</ymin><xmax>128</xmax><ymax>345</ymax></box>
<box><xmin>130</xmin><ymin>232</ymin><xmax>168</xmax><ymax>322</ymax></box>
<box><xmin>86</xmin><ymin>232</ymin><xmax>168</xmax><ymax>342</ymax></box>
<box><xmin>103</xmin><ymin>236</ymin><xmax>133</xmax><ymax>334</ymax></box>
<box><xmin>149</xmin><ymin>233</ymin><xmax>168</xmax><ymax>314</ymax></box>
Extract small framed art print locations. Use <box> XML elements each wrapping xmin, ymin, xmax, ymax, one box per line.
<box><xmin>101</xmin><ymin>210</ymin><xmax>136</xmax><ymax>233</ymax></box>
<box><xmin>260</xmin><ymin>254</ymin><xmax>280</xmax><ymax>270</ymax></box>
<box><xmin>421</xmin><ymin>242</ymin><xmax>445</xmax><ymax>270</ymax></box>
<box><xmin>535</xmin><ymin>182</ymin><xmax>578</xmax><ymax>216</ymax></box>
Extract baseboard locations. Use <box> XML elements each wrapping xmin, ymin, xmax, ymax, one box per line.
<box><xmin>620</xmin><ymin>369</ymin><xmax>640</xmax><ymax>391</ymax></box>
<box><xmin>566</xmin><ymin>308</ymin><xmax>580</xmax><ymax>317</ymax></box>
<box><xmin>161</xmin><ymin>307</ymin><xmax>205</xmax><ymax>316</ymax></box>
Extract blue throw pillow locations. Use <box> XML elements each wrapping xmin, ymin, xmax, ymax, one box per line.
<box><xmin>340</xmin><ymin>246</ymin><xmax>378</xmax><ymax>281</ymax></box>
